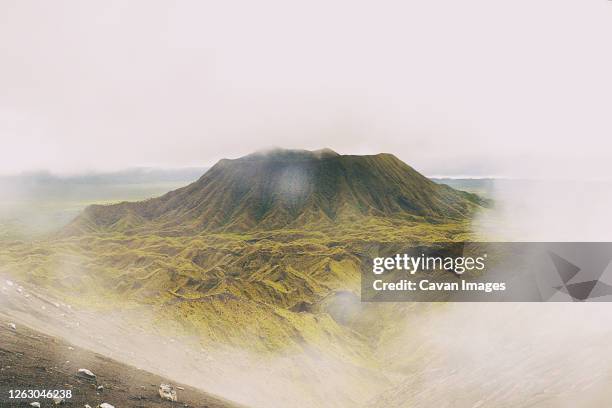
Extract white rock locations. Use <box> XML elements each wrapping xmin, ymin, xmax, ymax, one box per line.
<box><xmin>77</xmin><ymin>368</ymin><xmax>96</xmax><ymax>380</ymax></box>
<box><xmin>6</xmin><ymin>280</ymin><xmax>13</xmax><ymax>286</ymax></box>
<box><xmin>8</xmin><ymin>323</ymin><xmax>16</xmax><ymax>330</ymax></box>
<box><xmin>30</xmin><ymin>403</ymin><xmax>41</xmax><ymax>408</ymax></box>
<box><xmin>159</xmin><ymin>383</ymin><xmax>178</xmax><ymax>402</ymax></box>
<box><xmin>53</xmin><ymin>396</ymin><xmax>65</xmax><ymax>405</ymax></box>
<box><xmin>98</xmin><ymin>404</ymin><xmax>115</xmax><ymax>408</ymax></box>
<box><xmin>97</xmin><ymin>385</ymin><xmax>104</xmax><ymax>391</ymax></box>
<box><xmin>85</xmin><ymin>405</ymin><xmax>92</xmax><ymax>408</ymax></box>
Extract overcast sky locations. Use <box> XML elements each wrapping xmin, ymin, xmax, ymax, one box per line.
<box><xmin>1</xmin><ymin>0</ymin><xmax>611</xmax><ymax>178</ymax></box>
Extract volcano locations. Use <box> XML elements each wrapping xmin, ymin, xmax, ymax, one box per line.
<box><xmin>68</xmin><ymin>149</ymin><xmax>484</xmax><ymax>234</ymax></box>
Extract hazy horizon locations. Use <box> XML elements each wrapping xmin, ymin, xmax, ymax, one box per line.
<box><xmin>0</xmin><ymin>160</ymin><xmax>602</xmax><ymax>181</ymax></box>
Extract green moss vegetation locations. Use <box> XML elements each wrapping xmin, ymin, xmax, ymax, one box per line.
<box><xmin>0</xmin><ymin>149</ymin><xmax>488</xmax><ymax>374</ymax></box>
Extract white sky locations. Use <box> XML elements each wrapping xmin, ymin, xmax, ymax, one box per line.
<box><xmin>1</xmin><ymin>0</ymin><xmax>611</xmax><ymax>178</ymax></box>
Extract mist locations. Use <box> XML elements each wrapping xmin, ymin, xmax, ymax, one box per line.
<box><xmin>2</xmin><ymin>0</ymin><xmax>612</xmax><ymax>177</ymax></box>
<box><xmin>374</xmin><ymin>302</ymin><xmax>612</xmax><ymax>407</ymax></box>
<box><xmin>473</xmin><ymin>179</ymin><xmax>612</xmax><ymax>242</ymax></box>
<box><xmin>389</xmin><ymin>176</ymin><xmax>612</xmax><ymax>406</ymax></box>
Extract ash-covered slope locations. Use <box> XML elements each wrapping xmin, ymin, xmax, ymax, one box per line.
<box><xmin>68</xmin><ymin>148</ymin><xmax>484</xmax><ymax>234</ymax></box>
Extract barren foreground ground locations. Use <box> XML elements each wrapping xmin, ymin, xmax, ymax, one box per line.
<box><xmin>0</xmin><ymin>316</ymin><xmax>242</xmax><ymax>408</ymax></box>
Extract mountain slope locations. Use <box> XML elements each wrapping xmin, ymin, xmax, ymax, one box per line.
<box><xmin>0</xmin><ymin>317</ymin><xmax>243</xmax><ymax>408</ymax></box>
<box><xmin>68</xmin><ymin>149</ymin><xmax>484</xmax><ymax>234</ymax></box>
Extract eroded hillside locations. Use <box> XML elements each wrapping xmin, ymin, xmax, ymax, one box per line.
<box><xmin>0</xmin><ymin>149</ymin><xmax>485</xmax><ymax>407</ymax></box>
